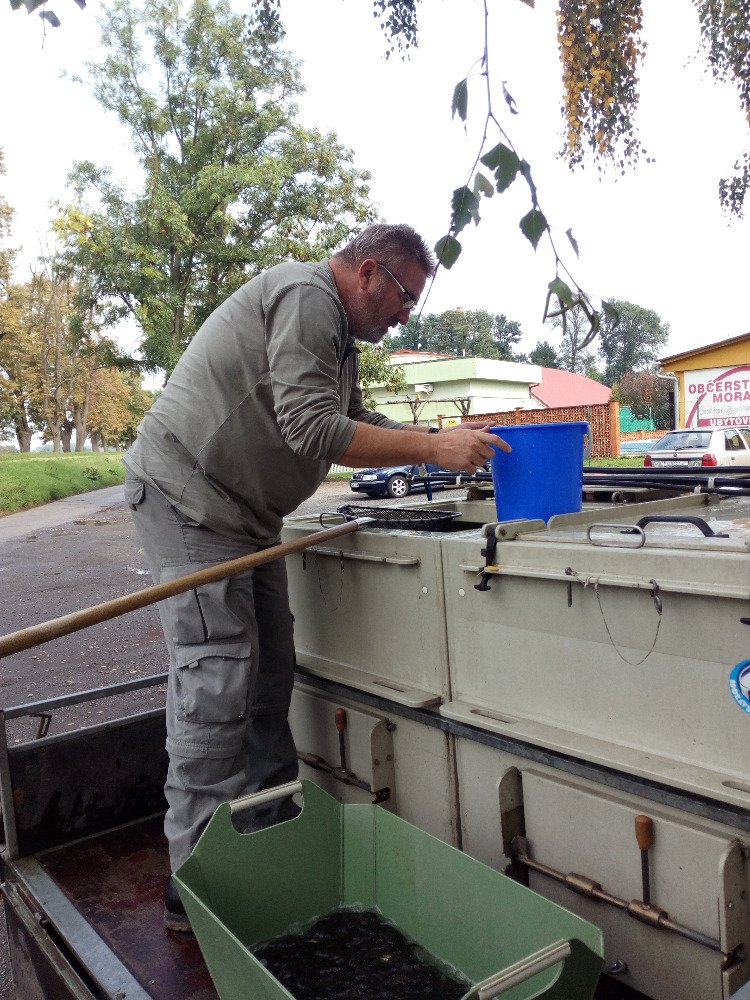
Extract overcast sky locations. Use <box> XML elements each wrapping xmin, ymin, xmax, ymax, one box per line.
<box><xmin>1</xmin><ymin>0</ymin><xmax>749</xmax><ymax>367</ymax></box>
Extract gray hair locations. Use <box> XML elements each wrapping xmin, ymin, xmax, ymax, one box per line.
<box><xmin>335</xmin><ymin>223</ymin><xmax>437</xmax><ymax>275</ymax></box>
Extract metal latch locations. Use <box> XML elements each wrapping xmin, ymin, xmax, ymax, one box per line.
<box><xmin>474</xmin><ymin>532</ymin><xmax>498</xmax><ymax>592</ymax></box>
<box><xmin>296</xmin><ymin>706</ymin><xmax>390</xmax><ymax>805</ymax></box>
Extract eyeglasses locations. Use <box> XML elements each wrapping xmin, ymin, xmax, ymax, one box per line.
<box><xmin>377</xmin><ymin>262</ymin><xmax>419</xmax><ymax>311</ymax></box>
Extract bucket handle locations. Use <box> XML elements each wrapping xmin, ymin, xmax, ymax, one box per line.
<box><xmin>229</xmin><ymin>780</ymin><xmax>303</xmax><ymax>818</ymax></box>
<box><xmin>471</xmin><ymin>940</ymin><xmax>571</xmax><ymax>999</ymax></box>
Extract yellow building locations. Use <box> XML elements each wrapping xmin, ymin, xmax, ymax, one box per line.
<box><xmin>659</xmin><ymin>332</ymin><xmax>750</xmax><ymax>429</ymax></box>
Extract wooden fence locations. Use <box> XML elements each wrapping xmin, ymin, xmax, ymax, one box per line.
<box><xmin>455</xmin><ymin>401</ymin><xmax>621</xmax><ymax>458</ymax></box>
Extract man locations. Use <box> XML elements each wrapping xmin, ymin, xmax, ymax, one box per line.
<box><xmin>124</xmin><ymin>223</ymin><xmax>507</xmax><ymax>931</ymax></box>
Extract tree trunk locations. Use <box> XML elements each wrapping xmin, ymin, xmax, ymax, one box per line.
<box><xmin>14</xmin><ymin>409</ymin><xmax>33</xmax><ymax>452</ymax></box>
<box><xmin>61</xmin><ymin>419</ymin><xmax>74</xmax><ymax>452</ymax></box>
<box><xmin>74</xmin><ymin>395</ymin><xmax>90</xmax><ymax>452</ymax></box>
<box><xmin>90</xmin><ymin>432</ymin><xmax>101</xmax><ymax>452</ymax></box>
<box><xmin>15</xmin><ymin>426</ymin><xmax>32</xmax><ymax>452</ymax></box>
<box><xmin>48</xmin><ymin>426</ymin><xmax>62</xmax><ymax>452</ymax></box>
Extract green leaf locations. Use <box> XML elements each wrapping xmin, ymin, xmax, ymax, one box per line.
<box><xmin>472</xmin><ymin>172</ymin><xmax>494</xmax><ymax>199</ymax></box>
<box><xmin>565</xmin><ymin>227</ymin><xmax>579</xmax><ymax>258</ymax></box>
<box><xmin>479</xmin><ymin>143</ymin><xmax>503</xmax><ymax>169</ymax></box>
<box><xmin>519</xmin><ymin>208</ymin><xmax>548</xmax><ymax>250</ymax></box>
<box><xmin>480</xmin><ymin>143</ymin><xmax>521</xmax><ymax>193</ymax></box>
<box><xmin>452</xmin><ymin>78</ymin><xmax>468</xmax><ymax>122</ymax></box>
<box><xmin>548</xmin><ymin>277</ymin><xmax>575</xmax><ymax>310</ymax></box>
<box><xmin>450</xmin><ymin>185</ymin><xmax>480</xmax><ymax>234</ymax></box>
<box><xmin>434</xmin><ymin>235</ymin><xmax>462</xmax><ymax>269</ymax></box>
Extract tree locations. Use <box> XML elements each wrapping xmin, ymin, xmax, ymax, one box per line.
<box><xmin>617</xmin><ymin>369</ymin><xmax>671</xmax><ymax>429</ymax></box>
<box><xmin>0</xmin><ymin>151</ymin><xmax>31</xmax><ymax>448</ymax></box>
<box><xmin>545</xmin><ymin>302</ymin><xmax>600</xmax><ymax>376</ymax></box>
<box><xmin>388</xmin><ymin>309</ymin><xmax>525</xmax><ymax>360</ymax></box>
<box><xmin>597</xmin><ymin>298</ymin><xmax>670</xmax><ymax>386</ymax></box>
<box><xmin>51</xmin><ymin>209</ymin><xmax>142</xmax><ymax>449</ymax></box>
<box><xmin>60</xmin><ymin>0</ymin><xmax>374</xmax><ymax>374</ymax></box>
<box><xmin>478</xmin><ymin>313</ymin><xmax>524</xmax><ymax>361</ymax></box>
<box><xmin>0</xmin><ymin>150</ymin><xmax>13</xmax><ymax>299</ymax></box>
<box><xmin>87</xmin><ymin>367</ymin><xmax>154</xmax><ymax>449</ymax></box>
<box><xmin>31</xmin><ymin>269</ymin><xmax>76</xmax><ymax>452</ymax></box>
<box><xmin>0</xmin><ymin>282</ymin><xmax>39</xmax><ymax>451</ymax></box>
<box><xmin>528</xmin><ymin>341</ymin><xmax>560</xmax><ymax>368</ymax></box>
<box><xmin>0</xmin><ymin>259</ymin><xmax>144</xmax><ymax>451</ymax></box>
<box><xmin>357</xmin><ymin>344</ymin><xmax>406</xmax><ymax>409</ymax></box>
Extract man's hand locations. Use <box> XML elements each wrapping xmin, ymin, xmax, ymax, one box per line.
<box><xmin>433</xmin><ymin>428</ymin><xmax>510</xmax><ymax>474</ymax></box>
<box><xmin>444</xmin><ymin>421</ymin><xmax>491</xmax><ymax>432</ymax></box>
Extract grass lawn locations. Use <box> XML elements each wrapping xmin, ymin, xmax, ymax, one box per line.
<box><xmin>0</xmin><ymin>452</ymin><xmax>126</xmax><ymax>514</ymax></box>
<box><xmin>586</xmin><ymin>456</ymin><xmax>645</xmax><ymax>467</ymax></box>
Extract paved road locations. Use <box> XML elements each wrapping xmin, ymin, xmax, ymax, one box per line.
<box><xmin>0</xmin><ymin>485</ymin><xmax>127</xmax><ymax>544</ymax></box>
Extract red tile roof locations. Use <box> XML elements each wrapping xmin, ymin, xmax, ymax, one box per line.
<box><xmin>530</xmin><ymin>368</ymin><xmax>611</xmax><ymax>408</ymax></box>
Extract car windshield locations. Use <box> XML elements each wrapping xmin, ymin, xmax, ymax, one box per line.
<box><xmin>652</xmin><ymin>431</ymin><xmax>711</xmax><ymax>451</ymax></box>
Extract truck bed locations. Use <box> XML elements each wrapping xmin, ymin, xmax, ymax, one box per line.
<box><xmin>1</xmin><ymin>679</ymin><xmax>649</xmax><ymax>1000</ymax></box>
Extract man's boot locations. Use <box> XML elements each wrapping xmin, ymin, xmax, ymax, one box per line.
<box><xmin>164</xmin><ymin>877</ymin><xmax>192</xmax><ymax>934</ymax></box>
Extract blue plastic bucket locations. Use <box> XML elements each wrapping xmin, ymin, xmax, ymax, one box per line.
<box><xmin>490</xmin><ymin>421</ymin><xmax>590</xmax><ymax>523</ymax></box>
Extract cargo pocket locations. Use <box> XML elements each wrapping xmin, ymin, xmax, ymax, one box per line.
<box><xmin>172</xmin><ymin>642</ymin><xmax>254</xmax><ymax>725</ymax></box>
<box><xmin>161</xmin><ymin>565</ymin><xmax>249</xmax><ymax>644</ymax></box>
<box><xmin>124</xmin><ymin>479</ymin><xmax>145</xmax><ymax>510</ymax></box>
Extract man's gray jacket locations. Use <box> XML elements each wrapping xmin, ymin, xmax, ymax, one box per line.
<box><xmin>125</xmin><ymin>260</ymin><xmax>403</xmax><ymax>542</ymax></box>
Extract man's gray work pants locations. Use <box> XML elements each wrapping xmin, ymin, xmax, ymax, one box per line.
<box><xmin>125</xmin><ymin>476</ymin><xmax>298</xmax><ymax>871</ymax></box>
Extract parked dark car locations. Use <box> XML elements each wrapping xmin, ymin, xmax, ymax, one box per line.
<box><xmin>349</xmin><ymin>462</ymin><xmax>490</xmax><ymax>499</ymax></box>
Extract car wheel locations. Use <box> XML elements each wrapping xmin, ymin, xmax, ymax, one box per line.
<box><xmin>385</xmin><ymin>474</ymin><xmax>409</xmax><ymax>499</ymax></box>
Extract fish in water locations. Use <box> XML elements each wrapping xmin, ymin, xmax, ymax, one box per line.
<box><xmin>254</xmin><ymin>908</ymin><xmax>471</xmax><ymax>1000</ymax></box>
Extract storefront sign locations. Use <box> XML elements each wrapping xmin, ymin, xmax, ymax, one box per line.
<box><xmin>683</xmin><ymin>364</ymin><xmax>750</xmax><ymax>428</ymax></box>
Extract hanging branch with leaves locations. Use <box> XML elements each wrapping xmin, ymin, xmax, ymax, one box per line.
<box><xmin>557</xmin><ymin>0</ymin><xmax>648</xmax><ymax>173</ymax></box>
<box><xmin>9</xmin><ymin>0</ymin><xmax>85</xmax><ymax>29</ymax></box>
<box><xmin>694</xmin><ymin>0</ymin><xmax>750</xmax><ymax>216</ymax></box>
<box><xmin>432</xmin><ymin>0</ymin><xmax>606</xmax><ymax>347</ymax></box>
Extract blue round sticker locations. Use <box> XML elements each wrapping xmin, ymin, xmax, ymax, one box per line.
<box><xmin>729</xmin><ymin>660</ymin><xmax>750</xmax><ymax>714</ymax></box>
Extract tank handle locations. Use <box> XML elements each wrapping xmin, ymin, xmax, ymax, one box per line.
<box><xmin>229</xmin><ymin>780</ymin><xmax>303</xmax><ymax>817</ymax></box>
<box><xmin>472</xmin><ymin>939</ymin><xmax>572</xmax><ymax>999</ymax></box>
<box><xmin>583</xmin><ymin>421</ymin><xmax>592</xmax><ymax>459</ymax></box>
<box><xmin>586</xmin><ymin>523</ymin><xmax>646</xmax><ymax>548</ymax></box>
<box><xmin>627</xmin><ymin>515</ymin><xmax>728</xmax><ymax>538</ymax></box>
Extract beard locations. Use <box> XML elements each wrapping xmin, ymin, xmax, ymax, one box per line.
<box><xmin>347</xmin><ymin>297</ymin><xmax>388</xmax><ymax>344</ymax></box>
<box><xmin>354</xmin><ymin>323</ymin><xmax>388</xmax><ymax>345</ymax></box>
<box><xmin>347</xmin><ymin>282</ymin><xmax>401</xmax><ymax>344</ymax></box>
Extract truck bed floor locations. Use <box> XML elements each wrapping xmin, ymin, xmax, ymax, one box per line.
<box><xmin>38</xmin><ymin>815</ymin><xmax>217</xmax><ymax>1000</ymax></box>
